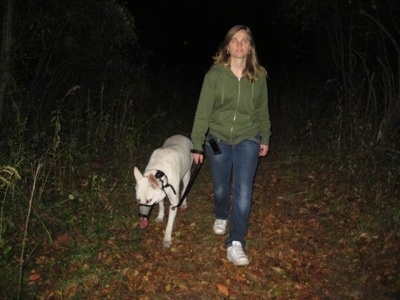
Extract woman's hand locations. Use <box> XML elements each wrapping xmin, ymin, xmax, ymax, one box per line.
<box><xmin>192</xmin><ymin>153</ymin><xmax>204</xmax><ymax>164</ymax></box>
<box><xmin>259</xmin><ymin>144</ymin><xmax>269</xmax><ymax>156</ymax></box>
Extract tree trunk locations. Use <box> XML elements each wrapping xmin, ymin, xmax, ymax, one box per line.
<box><xmin>0</xmin><ymin>0</ymin><xmax>14</xmax><ymax>127</ymax></box>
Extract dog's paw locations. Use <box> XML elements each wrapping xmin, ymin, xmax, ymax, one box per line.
<box><xmin>163</xmin><ymin>240</ymin><xmax>172</xmax><ymax>248</ymax></box>
<box><xmin>155</xmin><ymin>217</ymin><xmax>163</xmax><ymax>223</ymax></box>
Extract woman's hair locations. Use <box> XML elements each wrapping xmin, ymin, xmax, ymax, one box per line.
<box><xmin>213</xmin><ymin>25</ymin><xmax>267</xmax><ymax>82</ymax></box>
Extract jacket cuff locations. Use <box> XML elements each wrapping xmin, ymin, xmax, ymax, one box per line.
<box><xmin>191</xmin><ymin>149</ymin><xmax>204</xmax><ymax>155</ymax></box>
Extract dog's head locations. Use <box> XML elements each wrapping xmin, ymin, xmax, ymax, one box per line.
<box><xmin>134</xmin><ymin>167</ymin><xmax>165</xmax><ymax>206</ymax></box>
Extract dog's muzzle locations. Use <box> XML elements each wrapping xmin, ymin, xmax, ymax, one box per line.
<box><xmin>138</xmin><ymin>203</ymin><xmax>154</xmax><ymax>219</ymax></box>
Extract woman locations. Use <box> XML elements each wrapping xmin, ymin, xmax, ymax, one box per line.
<box><xmin>191</xmin><ymin>25</ymin><xmax>271</xmax><ymax>266</ymax></box>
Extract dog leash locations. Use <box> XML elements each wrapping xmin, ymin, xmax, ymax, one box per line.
<box><xmin>171</xmin><ymin>162</ymin><xmax>203</xmax><ymax>210</ymax></box>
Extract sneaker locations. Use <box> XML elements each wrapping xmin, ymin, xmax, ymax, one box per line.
<box><xmin>213</xmin><ymin>219</ymin><xmax>228</xmax><ymax>235</ymax></box>
<box><xmin>227</xmin><ymin>241</ymin><xmax>249</xmax><ymax>266</ymax></box>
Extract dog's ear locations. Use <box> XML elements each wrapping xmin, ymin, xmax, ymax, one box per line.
<box><xmin>134</xmin><ymin>167</ymin><xmax>144</xmax><ymax>181</ymax></box>
<box><xmin>149</xmin><ymin>174</ymin><xmax>158</xmax><ymax>189</ymax></box>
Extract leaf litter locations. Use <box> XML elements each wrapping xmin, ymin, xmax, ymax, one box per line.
<box><xmin>27</xmin><ymin>136</ymin><xmax>399</xmax><ymax>299</ymax></box>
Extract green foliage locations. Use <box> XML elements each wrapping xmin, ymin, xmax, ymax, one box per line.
<box><xmin>0</xmin><ymin>0</ymin><xmax>176</xmax><ymax>297</ymax></box>
<box><xmin>0</xmin><ymin>166</ymin><xmax>21</xmax><ymax>244</ymax></box>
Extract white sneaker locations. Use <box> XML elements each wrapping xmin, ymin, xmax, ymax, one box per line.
<box><xmin>213</xmin><ymin>219</ymin><xmax>228</xmax><ymax>235</ymax></box>
<box><xmin>227</xmin><ymin>241</ymin><xmax>249</xmax><ymax>266</ymax></box>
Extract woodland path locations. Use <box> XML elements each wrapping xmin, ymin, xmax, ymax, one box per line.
<box><xmin>29</xmin><ymin>114</ymin><xmax>398</xmax><ymax>299</ymax></box>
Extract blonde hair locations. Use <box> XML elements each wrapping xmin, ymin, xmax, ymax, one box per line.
<box><xmin>213</xmin><ymin>25</ymin><xmax>267</xmax><ymax>82</ymax></box>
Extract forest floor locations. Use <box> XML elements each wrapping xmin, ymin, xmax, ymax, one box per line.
<box><xmin>21</xmin><ymin>125</ymin><xmax>399</xmax><ymax>300</ymax></box>
<box><xmin>1</xmin><ymin>96</ymin><xmax>394</xmax><ymax>300</ymax></box>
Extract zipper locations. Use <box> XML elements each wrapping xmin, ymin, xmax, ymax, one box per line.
<box><xmin>230</xmin><ymin>77</ymin><xmax>241</xmax><ymax>144</ymax></box>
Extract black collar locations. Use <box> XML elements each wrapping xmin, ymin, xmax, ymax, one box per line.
<box><xmin>154</xmin><ymin>170</ymin><xmax>176</xmax><ymax>195</ymax></box>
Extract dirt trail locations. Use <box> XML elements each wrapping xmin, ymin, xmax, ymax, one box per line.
<box><xmin>28</xmin><ymin>131</ymin><xmax>398</xmax><ymax>299</ymax></box>
<box><xmin>116</xmin><ymin>136</ymin><xmax>397</xmax><ymax>299</ymax></box>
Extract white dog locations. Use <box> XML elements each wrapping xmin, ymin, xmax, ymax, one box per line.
<box><xmin>134</xmin><ymin>135</ymin><xmax>193</xmax><ymax>248</ymax></box>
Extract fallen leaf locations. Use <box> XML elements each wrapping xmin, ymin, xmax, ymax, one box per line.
<box><xmin>217</xmin><ymin>283</ymin><xmax>229</xmax><ymax>296</ymax></box>
<box><xmin>29</xmin><ymin>273</ymin><xmax>41</xmax><ymax>281</ymax></box>
<box><xmin>235</xmin><ymin>273</ymin><xmax>247</xmax><ymax>282</ymax></box>
<box><xmin>271</xmin><ymin>266</ymin><xmax>284</xmax><ymax>274</ymax></box>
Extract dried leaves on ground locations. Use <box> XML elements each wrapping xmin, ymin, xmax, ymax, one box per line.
<box><xmin>25</xmin><ymin>138</ymin><xmax>400</xmax><ymax>299</ymax></box>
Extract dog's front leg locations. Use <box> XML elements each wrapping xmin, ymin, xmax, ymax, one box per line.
<box><xmin>155</xmin><ymin>199</ymin><xmax>165</xmax><ymax>222</ymax></box>
<box><xmin>163</xmin><ymin>205</ymin><xmax>177</xmax><ymax>248</ymax></box>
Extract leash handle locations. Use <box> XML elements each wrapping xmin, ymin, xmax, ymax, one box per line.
<box><xmin>171</xmin><ymin>163</ymin><xmax>202</xmax><ymax>210</ymax></box>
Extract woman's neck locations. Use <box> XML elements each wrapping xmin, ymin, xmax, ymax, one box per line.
<box><xmin>230</xmin><ymin>58</ymin><xmax>246</xmax><ymax>78</ymax></box>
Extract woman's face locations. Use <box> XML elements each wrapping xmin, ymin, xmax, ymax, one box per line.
<box><xmin>227</xmin><ymin>29</ymin><xmax>251</xmax><ymax>59</ymax></box>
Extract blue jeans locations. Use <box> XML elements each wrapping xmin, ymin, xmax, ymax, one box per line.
<box><xmin>206</xmin><ymin>134</ymin><xmax>260</xmax><ymax>248</ymax></box>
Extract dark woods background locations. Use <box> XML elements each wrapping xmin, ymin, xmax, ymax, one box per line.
<box><xmin>1</xmin><ymin>0</ymin><xmax>399</xmax><ymax>167</ymax></box>
<box><xmin>0</xmin><ymin>0</ymin><xmax>399</xmax><ymax>298</ymax></box>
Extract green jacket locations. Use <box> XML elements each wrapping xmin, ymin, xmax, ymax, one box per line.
<box><xmin>191</xmin><ymin>65</ymin><xmax>271</xmax><ymax>151</ymax></box>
